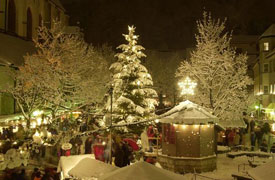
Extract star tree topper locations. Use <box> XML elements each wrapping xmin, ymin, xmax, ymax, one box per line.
<box><xmin>178</xmin><ymin>76</ymin><xmax>197</xmax><ymax>96</ymax></box>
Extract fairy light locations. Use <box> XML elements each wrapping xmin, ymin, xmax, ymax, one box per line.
<box><xmin>37</xmin><ymin>118</ymin><xmax>42</xmax><ymax>126</ymax></box>
<box><xmin>178</xmin><ymin>76</ymin><xmax>197</xmax><ymax>96</ymax></box>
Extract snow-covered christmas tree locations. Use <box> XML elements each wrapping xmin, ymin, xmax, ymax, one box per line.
<box><xmin>109</xmin><ymin>26</ymin><xmax>157</xmax><ymax>133</ymax></box>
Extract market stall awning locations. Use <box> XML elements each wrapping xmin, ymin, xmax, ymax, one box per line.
<box><xmin>99</xmin><ymin>161</ymin><xmax>185</xmax><ymax>180</ymax></box>
<box><xmin>159</xmin><ymin>100</ymin><xmax>218</xmax><ymax>124</ymax></box>
<box><xmin>57</xmin><ymin>154</ymin><xmax>95</xmax><ymax>179</ymax></box>
<box><xmin>68</xmin><ymin>158</ymin><xmax>118</xmax><ymax>179</ymax></box>
<box><xmin>218</xmin><ymin>119</ymin><xmax>247</xmax><ymax>129</ymax></box>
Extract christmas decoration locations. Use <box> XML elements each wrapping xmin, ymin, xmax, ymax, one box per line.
<box><xmin>108</xmin><ymin>26</ymin><xmax>157</xmax><ymax>133</ymax></box>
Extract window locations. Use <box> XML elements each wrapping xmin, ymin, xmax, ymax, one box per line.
<box><xmin>264</xmin><ymin>42</ymin><xmax>269</xmax><ymax>51</ymax></box>
<box><xmin>263</xmin><ymin>64</ymin><xmax>269</xmax><ymax>73</ymax></box>
<box><xmin>27</xmin><ymin>8</ymin><xmax>32</xmax><ymax>39</ymax></box>
<box><xmin>264</xmin><ymin>86</ymin><xmax>269</xmax><ymax>94</ymax></box>
<box><xmin>8</xmin><ymin>0</ymin><xmax>16</xmax><ymax>33</ymax></box>
<box><xmin>271</xmin><ymin>84</ymin><xmax>273</xmax><ymax>94</ymax></box>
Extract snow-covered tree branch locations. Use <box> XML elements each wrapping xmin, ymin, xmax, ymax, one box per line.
<box><xmin>176</xmin><ymin>12</ymin><xmax>253</xmax><ymax>125</ymax></box>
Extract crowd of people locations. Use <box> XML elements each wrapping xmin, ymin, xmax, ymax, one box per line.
<box><xmin>217</xmin><ymin>119</ymin><xmax>275</xmax><ymax>152</ymax></box>
<box><xmin>2</xmin><ymin>167</ymin><xmax>59</xmax><ymax>180</ymax></box>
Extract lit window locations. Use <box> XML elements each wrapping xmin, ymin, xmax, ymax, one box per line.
<box><xmin>264</xmin><ymin>86</ymin><xmax>269</xmax><ymax>94</ymax></box>
<box><xmin>271</xmin><ymin>84</ymin><xmax>273</xmax><ymax>94</ymax></box>
<box><xmin>263</xmin><ymin>64</ymin><xmax>269</xmax><ymax>73</ymax></box>
<box><xmin>264</xmin><ymin>42</ymin><xmax>269</xmax><ymax>51</ymax></box>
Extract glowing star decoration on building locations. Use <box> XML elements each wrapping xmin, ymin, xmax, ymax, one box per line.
<box><xmin>178</xmin><ymin>77</ymin><xmax>197</xmax><ymax>96</ymax></box>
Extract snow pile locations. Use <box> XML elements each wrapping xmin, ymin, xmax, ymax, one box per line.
<box><xmin>160</xmin><ymin>100</ymin><xmax>218</xmax><ymax>124</ymax></box>
<box><xmin>99</xmin><ymin>161</ymin><xmax>185</xmax><ymax>180</ymax></box>
<box><xmin>248</xmin><ymin>160</ymin><xmax>275</xmax><ymax>180</ymax></box>
<box><xmin>69</xmin><ymin>158</ymin><xmax>118</xmax><ymax>179</ymax></box>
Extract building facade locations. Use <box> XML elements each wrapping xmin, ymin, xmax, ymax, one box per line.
<box><xmin>253</xmin><ymin>24</ymin><xmax>275</xmax><ymax>119</ymax></box>
<box><xmin>0</xmin><ymin>0</ymin><xmax>68</xmax><ymax>116</ymax></box>
<box><xmin>0</xmin><ymin>0</ymin><xmax>68</xmax><ymax>39</ymax></box>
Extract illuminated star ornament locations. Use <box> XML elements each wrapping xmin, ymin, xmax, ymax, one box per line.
<box><xmin>178</xmin><ymin>76</ymin><xmax>197</xmax><ymax>96</ymax></box>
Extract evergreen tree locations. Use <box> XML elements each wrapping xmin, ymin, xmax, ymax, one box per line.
<box><xmin>176</xmin><ymin>12</ymin><xmax>253</xmax><ymax>126</ymax></box>
<box><xmin>109</xmin><ymin>26</ymin><xmax>157</xmax><ymax>133</ymax></box>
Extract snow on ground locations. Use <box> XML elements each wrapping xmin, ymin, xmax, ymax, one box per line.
<box><xmin>182</xmin><ymin>153</ymin><xmax>273</xmax><ymax>180</ymax></box>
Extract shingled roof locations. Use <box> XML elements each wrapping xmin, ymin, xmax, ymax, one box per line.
<box><xmin>260</xmin><ymin>24</ymin><xmax>275</xmax><ymax>39</ymax></box>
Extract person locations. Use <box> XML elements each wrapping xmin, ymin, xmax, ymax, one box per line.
<box><xmin>251</xmin><ymin>131</ymin><xmax>256</xmax><ymax>151</ymax></box>
<box><xmin>31</xmin><ymin>168</ymin><xmax>39</xmax><ymax>180</ymax></box>
<box><xmin>147</xmin><ymin>126</ymin><xmax>155</xmax><ymax>148</ymax></box>
<box><xmin>141</xmin><ymin>129</ymin><xmax>149</xmax><ymax>152</ymax></box>
<box><xmin>270</xmin><ymin>142</ymin><xmax>275</xmax><ymax>153</ymax></box>
<box><xmin>104</xmin><ymin>137</ymin><xmax>112</xmax><ymax>163</ymax></box>
<box><xmin>34</xmin><ymin>171</ymin><xmax>42</xmax><ymax>180</ymax></box>
<box><xmin>228</xmin><ymin>129</ymin><xmax>236</xmax><ymax>147</ymax></box>
<box><xmin>217</xmin><ymin>131</ymin><xmax>225</xmax><ymax>145</ymax></box>
<box><xmin>42</xmin><ymin>169</ymin><xmax>53</xmax><ymax>180</ymax></box>
<box><xmin>234</xmin><ymin>130</ymin><xmax>240</xmax><ymax>147</ymax></box>
<box><xmin>18</xmin><ymin>169</ymin><xmax>27</xmax><ymax>180</ymax></box>
<box><xmin>259</xmin><ymin>139</ymin><xmax>268</xmax><ymax>152</ymax></box>
<box><xmin>114</xmin><ymin>140</ymin><xmax>125</xmax><ymax>167</ymax></box>
<box><xmin>84</xmin><ymin>137</ymin><xmax>93</xmax><ymax>154</ymax></box>
<box><xmin>122</xmin><ymin>142</ymin><xmax>131</xmax><ymax>166</ymax></box>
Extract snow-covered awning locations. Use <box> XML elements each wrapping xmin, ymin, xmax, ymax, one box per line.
<box><xmin>218</xmin><ymin>119</ymin><xmax>247</xmax><ymax>129</ymax></box>
<box><xmin>99</xmin><ymin>161</ymin><xmax>185</xmax><ymax>180</ymax></box>
<box><xmin>159</xmin><ymin>100</ymin><xmax>218</xmax><ymax>124</ymax></box>
<box><xmin>248</xmin><ymin>160</ymin><xmax>275</xmax><ymax>180</ymax></box>
<box><xmin>69</xmin><ymin>158</ymin><xmax>118</xmax><ymax>179</ymax></box>
<box><xmin>57</xmin><ymin>154</ymin><xmax>95</xmax><ymax>179</ymax></box>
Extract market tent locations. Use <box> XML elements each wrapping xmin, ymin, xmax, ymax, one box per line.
<box><xmin>160</xmin><ymin>100</ymin><xmax>218</xmax><ymax>124</ymax></box>
<box><xmin>69</xmin><ymin>158</ymin><xmax>118</xmax><ymax>179</ymax></box>
<box><xmin>99</xmin><ymin>161</ymin><xmax>186</xmax><ymax>180</ymax></box>
<box><xmin>57</xmin><ymin>154</ymin><xmax>94</xmax><ymax>179</ymax></box>
<box><xmin>247</xmin><ymin>160</ymin><xmax>275</xmax><ymax>180</ymax></box>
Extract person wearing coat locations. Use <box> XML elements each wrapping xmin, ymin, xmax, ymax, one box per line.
<box><xmin>114</xmin><ymin>142</ymin><xmax>125</xmax><ymax>167</ymax></box>
<box><xmin>84</xmin><ymin>137</ymin><xmax>93</xmax><ymax>154</ymax></box>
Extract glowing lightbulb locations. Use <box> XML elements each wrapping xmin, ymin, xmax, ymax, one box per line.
<box><xmin>34</xmin><ymin>130</ymin><xmax>40</xmax><ymax>137</ymax></box>
<box><xmin>37</xmin><ymin>118</ymin><xmax>42</xmax><ymax>126</ymax></box>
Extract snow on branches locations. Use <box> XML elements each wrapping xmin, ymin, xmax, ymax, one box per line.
<box><xmin>3</xmin><ymin>22</ymin><xmax>110</xmax><ymax>124</ymax></box>
<box><xmin>108</xmin><ymin>26</ymin><xmax>157</xmax><ymax>133</ymax></box>
<box><xmin>176</xmin><ymin>12</ymin><xmax>253</xmax><ymax>124</ymax></box>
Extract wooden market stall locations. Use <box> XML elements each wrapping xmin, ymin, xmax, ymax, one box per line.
<box><xmin>158</xmin><ymin>100</ymin><xmax>219</xmax><ymax>173</ymax></box>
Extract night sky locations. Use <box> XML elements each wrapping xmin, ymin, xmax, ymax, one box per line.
<box><xmin>61</xmin><ymin>0</ymin><xmax>275</xmax><ymax>49</ymax></box>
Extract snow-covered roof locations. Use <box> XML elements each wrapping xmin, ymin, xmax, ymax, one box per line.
<box><xmin>57</xmin><ymin>154</ymin><xmax>95</xmax><ymax>179</ymax></box>
<box><xmin>159</xmin><ymin>100</ymin><xmax>218</xmax><ymax>124</ymax></box>
<box><xmin>260</xmin><ymin>24</ymin><xmax>275</xmax><ymax>39</ymax></box>
<box><xmin>248</xmin><ymin>160</ymin><xmax>275</xmax><ymax>180</ymax></box>
<box><xmin>0</xmin><ymin>33</ymin><xmax>35</xmax><ymax>66</ymax></box>
<box><xmin>99</xmin><ymin>161</ymin><xmax>185</xmax><ymax>180</ymax></box>
<box><xmin>68</xmin><ymin>158</ymin><xmax>118</xmax><ymax>179</ymax></box>
<box><xmin>218</xmin><ymin>119</ymin><xmax>247</xmax><ymax>128</ymax></box>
